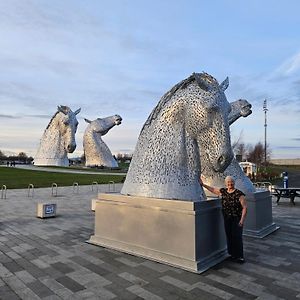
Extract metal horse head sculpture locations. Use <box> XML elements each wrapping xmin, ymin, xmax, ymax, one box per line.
<box><xmin>121</xmin><ymin>72</ymin><xmax>234</xmax><ymax>201</ymax></box>
<box><xmin>34</xmin><ymin>105</ymin><xmax>81</xmax><ymax>166</ymax></box>
<box><xmin>201</xmin><ymin>98</ymin><xmax>256</xmax><ymax>197</ymax></box>
<box><xmin>83</xmin><ymin>115</ymin><xmax>122</xmax><ymax>168</ymax></box>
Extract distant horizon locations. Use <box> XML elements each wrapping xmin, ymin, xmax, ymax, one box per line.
<box><xmin>1</xmin><ymin>147</ymin><xmax>299</xmax><ymax>161</ymax></box>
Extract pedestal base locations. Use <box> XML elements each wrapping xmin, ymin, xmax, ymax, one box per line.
<box><xmin>244</xmin><ymin>190</ymin><xmax>280</xmax><ymax>238</ymax></box>
<box><xmin>88</xmin><ymin>193</ymin><xmax>227</xmax><ymax>273</ymax></box>
<box><xmin>34</xmin><ymin>158</ymin><xmax>69</xmax><ymax>167</ymax></box>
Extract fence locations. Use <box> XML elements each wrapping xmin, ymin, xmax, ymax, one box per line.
<box><xmin>51</xmin><ymin>183</ymin><xmax>58</xmax><ymax>197</ymax></box>
<box><xmin>27</xmin><ymin>184</ymin><xmax>34</xmax><ymax>197</ymax></box>
<box><xmin>1</xmin><ymin>185</ymin><xmax>7</xmax><ymax>199</ymax></box>
<box><xmin>1</xmin><ymin>182</ymin><xmax>122</xmax><ymax>199</ymax></box>
<box><xmin>253</xmin><ymin>181</ymin><xmax>274</xmax><ymax>192</ymax></box>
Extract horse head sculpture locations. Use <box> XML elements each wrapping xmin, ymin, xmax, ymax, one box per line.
<box><xmin>201</xmin><ymin>98</ymin><xmax>256</xmax><ymax>197</ymax></box>
<box><xmin>121</xmin><ymin>72</ymin><xmax>234</xmax><ymax>201</ymax></box>
<box><xmin>34</xmin><ymin>105</ymin><xmax>81</xmax><ymax>166</ymax></box>
<box><xmin>83</xmin><ymin>115</ymin><xmax>122</xmax><ymax>168</ymax></box>
<box><xmin>228</xmin><ymin>99</ymin><xmax>252</xmax><ymax>125</ymax></box>
<box><xmin>57</xmin><ymin>105</ymin><xmax>81</xmax><ymax>153</ymax></box>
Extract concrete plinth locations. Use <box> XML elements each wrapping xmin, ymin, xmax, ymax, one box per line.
<box><xmin>244</xmin><ymin>190</ymin><xmax>279</xmax><ymax>238</ymax></box>
<box><xmin>88</xmin><ymin>193</ymin><xmax>227</xmax><ymax>273</ymax></box>
<box><xmin>34</xmin><ymin>158</ymin><xmax>69</xmax><ymax>167</ymax></box>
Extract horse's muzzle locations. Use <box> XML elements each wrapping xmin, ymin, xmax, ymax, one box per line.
<box><xmin>115</xmin><ymin>117</ymin><xmax>122</xmax><ymax>125</ymax></box>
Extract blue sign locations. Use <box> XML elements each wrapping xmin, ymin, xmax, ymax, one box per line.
<box><xmin>45</xmin><ymin>204</ymin><xmax>55</xmax><ymax>215</ymax></box>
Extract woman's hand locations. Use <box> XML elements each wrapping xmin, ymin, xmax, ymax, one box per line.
<box><xmin>199</xmin><ymin>176</ymin><xmax>221</xmax><ymax>196</ymax></box>
<box><xmin>199</xmin><ymin>177</ymin><xmax>203</xmax><ymax>186</ymax></box>
<box><xmin>239</xmin><ymin>219</ymin><xmax>244</xmax><ymax>227</ymax></box>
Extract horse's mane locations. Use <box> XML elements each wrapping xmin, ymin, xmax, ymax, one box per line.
<box><xmin>45</xmin><ymin>106</ymin><xmax>71</xmax><ymax>130</ymax></box>
<box><xmin>143</xmin><ymin>72</ymin><xmax>219</xmax><ymax>130</ymax></box>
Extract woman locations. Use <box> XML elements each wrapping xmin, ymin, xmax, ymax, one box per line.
<box><xmin>199</xmin><ymin>176</ymin><xmax>247</xmax><ymax>263</ymax></box>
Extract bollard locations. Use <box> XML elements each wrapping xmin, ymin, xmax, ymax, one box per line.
<box><xmin>108</xmin><ymin>181</ymin><xmax>115</xmax><ymax>192</ymax></box>
<box><xmin>51</xmin><ymin>183</ymin><xmax>58</xmax><ymax>197</ymax></box>
<box><xmin>92</xmin><ymin>181</ymin><xmax>98</xmax><ymax>192</ymax></box>
<box><xmin>73</xmin><ymin>182</ymin><xmax>79</xmax><ymax>194</ymax></box>
<box><xmin>27</xmin><ymin>184</ymin><xmax>34</xmax><ymax>197</ymax></box>
<box><xmin>1</xmin><ymin>185</ymin><xmax>7</xmax><ymax>199</ymax></box>
<box><xmin>283</xmin><ymin>172</ymin><xmax>288</xmax><ymax>189</ymax></box>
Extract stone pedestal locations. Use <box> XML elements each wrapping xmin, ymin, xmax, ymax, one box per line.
<box><xmin>243</xmin><ymin>190</ymin><xmax>279</xmax><ymax>238</ymax></box>
<box><xmin>34</xmin><ymin>158</ymin><xmax>69</xmax><ymax>167</ymax></box>
<box><xmin>88</xmin><ymin>193</ymin><xmax>227</xmax><ymax>273</ymax></box>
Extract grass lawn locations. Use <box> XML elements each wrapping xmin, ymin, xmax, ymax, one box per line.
<box><xmin>252</xmin><ymin>164</ymin><xmax>300</xmax><ymax>187</ymax></box>
<box><xmin>0</xmin><ymin>167</ymin><xmax>126</xmax><ymax>189</ymax></box>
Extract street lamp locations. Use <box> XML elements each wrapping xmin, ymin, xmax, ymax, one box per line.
<box><xmin>263</xmin><ymin>99</ymin><xmax>268</xmax><ymax>165</ymax></box>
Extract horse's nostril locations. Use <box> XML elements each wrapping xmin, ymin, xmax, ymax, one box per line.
<box><xmin>218</xmin><ymin>155</ymin><xmax>225</xmax><ymax>166</ymax></box>
<box><xmin>67</xmin><ymin>144</ymin><xmax>76</xmax><ymax>152</ymax></box>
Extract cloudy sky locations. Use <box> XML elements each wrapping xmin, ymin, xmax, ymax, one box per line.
<box><xmin>0</xmin><ymin>0</ymin><xmax>299</xmax><ymax>159</ymax></box>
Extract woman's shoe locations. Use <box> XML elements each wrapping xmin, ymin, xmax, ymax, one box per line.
<box><xmin>236</xmin><ymin>257</ymin><xmax>245</xmax><ymax>264</ymax></box>
<box><xmin>228</xmin><ymin>255</ymin><xmax>236</xmax><ymax>261</ymax></box>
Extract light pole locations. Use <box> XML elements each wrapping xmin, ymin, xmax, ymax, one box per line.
<box><xmin>263</xmin><ymin>99</ymin><xmax>268</xmax><ymax>165</ymax></box>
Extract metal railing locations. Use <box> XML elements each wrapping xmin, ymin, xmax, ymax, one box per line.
<box><xmin>91</xmin><ymin>181</ymin><xmax>98</xmax><ymax>192</ymax></box>
<box><xmin>108</xmin><ymin>181</ymin><xmax>115</xmax><ymax>192</ymax></box>
<box><xmin>51</xmin><ymin>183</ymin><xmax>58</xmax><ymax>197</ymax></box>
<box><xmin>1</xmin><ymin>185</ymin><xmax>7</xmax><ymax>199</ymax></box>
<box><xmin>27</xmin><ymin>184</ymin><xmax>34</xmax><ymax>197</ymax></box>
<box><xmin>4</xmin><ymin>181</ymin><xmax>118</xmax><ymax>198</ymax></box>
<box><xmin>253</xmin><ymin>181</ymin><xmax>274</xmax><ymax>192</ymax></box>
<box><xmin>72</xmin><ymin>182</ymin><xmax>79</xmax><ymax>194</ymax></box>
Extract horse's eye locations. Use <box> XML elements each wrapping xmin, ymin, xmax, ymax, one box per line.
<box><xmin>208</xmin><ymin>104</ymin><xmax>219</xmax><ymax>112</ymax></box>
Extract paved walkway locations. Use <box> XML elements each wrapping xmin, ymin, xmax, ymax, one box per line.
<box><xmin>0</xmin><ymin>186</ymin><xmax>299</xmax><ymax>299</ymax></box>
<box><xmin>2</xmin><ymin>165</ymin><xmax>126</xmax><ymax>176</ymax></box>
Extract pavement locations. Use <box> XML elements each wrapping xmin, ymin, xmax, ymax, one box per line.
<box><xmin>0</xmin><ymin>185</ymin><xmax>300</xmax><ymax>300</ymax></box>
<box><xmin>2</xmin><ymin>165</ymin><xmax>127</xmax><ymax>176</ymax></box>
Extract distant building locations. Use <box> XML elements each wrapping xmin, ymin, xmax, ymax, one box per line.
<box><xmin>69</xmin><ymin>157</ymin><xmax>82</xmax><ymax>165</ymax></box>
<box><xmin>239</xmin><ymin>162</ymin><xmax>257</xmax><ymax>176</ymax></box>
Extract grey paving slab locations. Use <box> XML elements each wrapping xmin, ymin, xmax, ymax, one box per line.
<box><xmin>0</xmin><ymin>185</ymin><xmax>300</xmax><ymax>299</ymax></box>
<box><xmin>27</xmin><ymin>280</ymin><xmax>55</xmax><ymax>298</ymax></box>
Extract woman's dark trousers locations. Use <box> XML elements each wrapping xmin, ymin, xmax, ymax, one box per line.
<box><xmin>223</xmin><ymin>215</ymin><xmax>244</xmax><ymax>258</ymax></box>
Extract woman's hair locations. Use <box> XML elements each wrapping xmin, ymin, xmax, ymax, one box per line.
<box><xmin>225</xmin><ymin>176</ymin><xmax>235</xmax><ymax>183</ymax></box>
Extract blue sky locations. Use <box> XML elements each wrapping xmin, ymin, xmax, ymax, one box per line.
<box><xmin>0</xmin><ymin>0</ymin><xmax>299</xmax><ymax>159</ymax></box>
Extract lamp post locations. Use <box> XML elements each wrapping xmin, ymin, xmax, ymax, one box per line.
<box><xmin>263</xmin><ymin>99</ymin><xmax>268</xmax><ymax>165</ymax></box>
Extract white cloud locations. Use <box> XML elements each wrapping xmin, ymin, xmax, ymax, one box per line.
<box><xmin>273</xmin><ymin>51</ymin><xmax>300</xmax><ymax>77</ymax></box>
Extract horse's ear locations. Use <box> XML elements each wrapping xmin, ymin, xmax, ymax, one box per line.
<box><xmin>220</xmin><ymin>77</ymin><xmax>229</xmax><ymax>92</ymax></box>
<box><xmin>75</xmin><ymin>108</ymin><xmax>81</xmax><ymax>115</ymax></box>
<box><xmin>57</xmin><ymin>105</ymin><xmax>67</xmax><ymax>115</ymax></box>
<box><xmin>84</xmin><ymin>118</ymin><xmax>91</xmax><ymax>124</ymax></box>
<box><xmin>193</xmin><ymin>73</ymin><xmax>209</xmax><ymax>91</ymax></box>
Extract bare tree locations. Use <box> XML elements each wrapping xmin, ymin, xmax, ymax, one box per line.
<box><xmin>18</xmin><ymin>152</ymin><xmax>27</xmax><ymax>158</ymax></box>
<box><xmin>234</xmin><ymin>142</ymin><xmax>247</xmax><ymax>161</ymax></box>
<box><xmin>0</xmin><ymin>150</ymin><xmax>6</xmax><ymax>159</ymax></box>
<box><xmin>246</xmin><ymin>142</ymin><xmax>272</xmax><ymax>166</ymax></box>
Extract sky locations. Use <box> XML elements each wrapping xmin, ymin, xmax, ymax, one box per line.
<box><xmin>0</xmin><ymin>0</ymin><xmax>299</xmax><ymax>159</ymax></box>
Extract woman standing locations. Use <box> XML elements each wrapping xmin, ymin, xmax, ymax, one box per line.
<box><xmin>199</xmin><ymin>176</ymin><xmax>247</xmax><ymax>263</ymax></box>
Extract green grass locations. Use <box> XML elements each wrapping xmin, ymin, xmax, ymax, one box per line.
<box><xmin>253</xmin><ymin>164</ymin><xmax>300</xmax><ymax>186</ymax></box>
<box><xmin>0</xmin><ymin>167</ymin><xmax>126</xmax><ymax>189</ymax></box>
